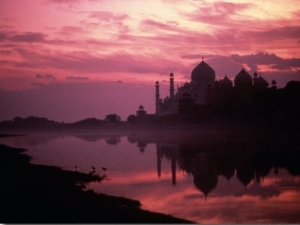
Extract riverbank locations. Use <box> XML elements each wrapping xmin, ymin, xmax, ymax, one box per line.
<box><xmin>0</xmin><ymin>144</ymin><xmax>192</xmax><ymax>223</ymax></box>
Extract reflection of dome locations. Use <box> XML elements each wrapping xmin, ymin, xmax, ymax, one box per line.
<box><xmin>236</xmin><ymin>165</ymin><xmax>255</xmax><ymax>187</ymax></box>
<box><xmin>220</xmin><ymin>168</ymin><xmax>235</xmax><ymax>181</ymax></box>
<box><xmin>193</xmin><ymin>170</ymin><xmax>218</xmax><ymax>198</ymax></box>
<box><xmin>234</xmin><ymin>68</ymin><xmax>252</xmax><ymax>87</ymax></box>
<box><xmin>191</xmin><ymin>61</ymin><xmax>216</xmax><ymax>82</ymax></box>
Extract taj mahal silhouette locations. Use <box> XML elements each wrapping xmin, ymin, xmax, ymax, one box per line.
<box><xmin>155</xmin><ymin>59</ymin><xmax>275</xmax><ymax>116</ymax></box>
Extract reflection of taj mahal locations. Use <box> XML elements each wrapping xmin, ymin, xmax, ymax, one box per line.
<box><xmin>155</xmin><ymin>59</ymin><xmax>275</xmax><ymax>116</ymax></box>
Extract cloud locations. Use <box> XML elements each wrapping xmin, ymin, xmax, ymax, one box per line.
<box><xmin>0</xmin><ymin>32</ymin><xmax>7</xmax><ymax>41</ymax></box>
<box><xmin>30</xmin><ymin>82</ymin><xmax>47</xmax><ymax>88</ymax></box>
<box><xmin>187</xmin><ymin>1</ymin><xmax>252</xmax><ymax>26</ymax></box>
<box><xmin>89</xmin><ymin>11</ymin><xmax>129</xmax><ymax>22</ymax></box>
<box><xmin>181</xmin><ymin>54</ymin><xmax>203</xmax><ymax>60</ymax></box>
<box><xmin>230</xmin><ymin>52</ymin><xmax>300</xmax><ymax>71</ymax></box>
<box><xmin>36</xmin><ymin>73</ymin><xmax>56</xmax><ymax>80</ymax></box>
<box><xmin>9</xmin><ymin>32</ymin><xmax>46</xmax><ymax>43</ymax></box>
<box><xmin>247</xmin><ymin>26</ymin><xmax>300</xmax><ymax>41</ymax></box>
<box><xmin>47</xmin><ymin>0</ymin><xmax>82</xmax><ymax>3</ymax></box>
<box><xmin>85</xmin><ymin>11</ymin><xmax>130</xmax><ymax>35</ymax></box>
<box><xmin>66</xmin><ymin>76</ymin><xmax>89</xmax><ymax>81</ymax></box>
<box><xmin>141</xmin><ymin>19</ymin><xmax>182</xmax><ymax>33</ymax></box>
<box><xmin>58</xmin><ymin>26</ymin><xmax>85</xmax><ymax>36</ymax></box>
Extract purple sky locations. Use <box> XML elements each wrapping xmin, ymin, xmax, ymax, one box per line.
<box><xmin>0</xmin><ymin>0</ymin><xmax>300</xmax><ymax>122</ymax></box>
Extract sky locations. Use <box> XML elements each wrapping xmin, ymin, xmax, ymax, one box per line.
<box><xmin>0</xmin><ymin>0</ymin><xmax>300</xmax><ymax>122</ymax></box>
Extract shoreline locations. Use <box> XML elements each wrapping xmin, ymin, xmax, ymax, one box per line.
<box><xmin>1</xmin><ymin>144</ymin><xmax>193</xmax><ymax>223</ymax></box>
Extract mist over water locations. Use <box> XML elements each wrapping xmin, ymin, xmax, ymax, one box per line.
<box><xmin>1</xmin><ymin>129</ymin><xmax>300</xmax><ymax>223</ymax></box>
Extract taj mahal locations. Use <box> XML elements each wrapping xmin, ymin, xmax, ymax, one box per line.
<box><xmin>154</xmin><ymin>59</ymin><xmax>276</xmax><ymax>116</ymax></box>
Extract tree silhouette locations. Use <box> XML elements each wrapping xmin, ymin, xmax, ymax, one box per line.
<box><xmin>104</xmin><ymin>114</ymin><xmax>121</xmax><ymax>123</ymax></box>
<box><xmin>127</xmin><ymin>114</ymin><xmax>137</xmax><ymax>123</ymax></box>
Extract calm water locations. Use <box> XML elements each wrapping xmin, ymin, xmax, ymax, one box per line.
<box><xmin>1</xmin><ymin>131</ymin><xmax>300</xmax><ymax>223</ymax></box>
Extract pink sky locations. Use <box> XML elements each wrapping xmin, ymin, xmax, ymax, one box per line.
<box><xmin>1</xmin><ymin>0</ymin><xmax>300</xmax><ymax>122</ymax></box>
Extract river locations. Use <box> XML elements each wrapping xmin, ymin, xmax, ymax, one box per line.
<box><xmin>1</xmin><ymin>129</ymin><xmax>300</xmax><ymax>223</ymax></box>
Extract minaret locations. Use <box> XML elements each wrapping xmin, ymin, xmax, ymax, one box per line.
<box><xmin>170</xmin><ymin>72</ymin><xmax>175</xmax><ymax>100</ymax></box>
<box><xmin>155</xmin><ymin>81</ymin><xmax>160</xmax><ymax>116</ymax></box>
<box><xmin>169</xmin><ymin>72</ymin><xmax>176</xmax><ymax>113</ymax></box>
<box><xmin>272</xmin><ymin>79</ymin><xmax>277</xmax><ymax>89</ymax></box>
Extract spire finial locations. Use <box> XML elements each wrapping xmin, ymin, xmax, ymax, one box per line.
<box><xmin>202</xmin><ymin>55</ymin><xmax>204</xmax><ymax>62</ymax></box>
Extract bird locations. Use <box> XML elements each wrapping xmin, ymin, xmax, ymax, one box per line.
<box><xmin>102</xmin><ymin>167</ymin><xmax>107</xmax><ymax>171</ymax></box>
<box><xmin>91</xmin><ymin>166</ymin><xmax>96</xmax><ymax>171</ymax></box>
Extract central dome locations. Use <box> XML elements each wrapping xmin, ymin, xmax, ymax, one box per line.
<box><xmin>234</xmin><ymin>68</ymin><xmax>252</xmax><ymax>87</ymax></box>
<box><xmin>191</xmin><ymin>61</ymin><xmax>216</xmax><ymax>82</ymax></box>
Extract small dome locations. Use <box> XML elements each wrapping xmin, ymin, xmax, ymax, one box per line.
<box><xmin>234</xmin><ymin>68</ymin><xmax>252</xmax><ymax>87</ymax></box>
<box><xmin>257</xmin><ymin>76</ymin><xmax>269</xmax><ymax>87</ymax></box>
<box><xmin>170</xmin><ymin>72</ymin><xmax>174</xmax><ymax>77</ymax></box>
<box><xmin>191</xmin><ymin>61</ymin><xmax>215</xmax><ymax>82</ymax></box>
<box><xmin>138</xmin><ymin>105</ymin><xmax>144</xmax><ymax>110</ymax></box>
<box><xmin>219</xmin><ymin>75</ymin><xmax>233</xmax><ymax>87</ymax></box>
<box><xmin>155</xmin><ymin>81</ymin><xmax>159</xmax><ymax>85</ymax></box>
<box><xmin>183</xmin><ymin>82</ymin><xmax>190</xmax><ymax>89</ymax></box>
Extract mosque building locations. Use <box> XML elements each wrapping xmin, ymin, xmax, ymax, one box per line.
<box><xmin>155</xmin><ymin>59</ymin><xmax>276</xmax><ymax>116</ymax></box>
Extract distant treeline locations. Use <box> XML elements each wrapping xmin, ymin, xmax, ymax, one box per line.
<box><xmin>0</xmin><ymin>114</ymin><xmax>124</xmax><ymax>131</ymax></box>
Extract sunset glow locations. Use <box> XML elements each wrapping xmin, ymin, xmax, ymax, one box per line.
<box><xmin>1</xmin><ymin>0</ymin><xmax>300</xmax><ymax>122</ymax></box>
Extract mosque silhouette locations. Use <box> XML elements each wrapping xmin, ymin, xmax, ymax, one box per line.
<box><xmin>133</xmin><ymin>58</ymin><xmax>299</xmax><ymax>124</ymax></box>
<box><xmin>155</xmin><ymin>59</ymin><xmax>275</xmax><ymax>116</ymax></box>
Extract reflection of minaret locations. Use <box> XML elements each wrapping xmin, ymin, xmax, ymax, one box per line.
<box><xmin>156</xmin><ymin>143</ymin><xmax>180</xmax><ymax>185</ymax></box>
<box><xmin>155</xmin><ymin>81</ymin><xmax>160</xmax><ymax>116</ymax></box>
<box><xmin>156</xmin><ymin>144</ymin><xmax>162</xmax><ymax>178</ymax></box>
<box><xmin>171</xmin><ymin>156</ymin><xmax>176</xmax><ymax>185</ymax></box>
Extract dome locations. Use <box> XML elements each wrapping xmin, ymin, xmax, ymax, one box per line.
<box><xmin>138</xmin><ymin>105</ymin><xmax>144</xmax><ymax>110</ymax></box>
<box><xmin>183</xmin><ymin>82</ymin><xmax>190</xmax><ymax>89</ymax></box>
<box><xmin>257</xmin><ymin>76</ymin><xmax>269</xmax><ymax>87</ymax></box>
<box><xmin>191</xmin><ymin>61</ymin><xmax>216</xmax><ymax>82</ymax></box>
<box><xmin>234</xmin><ymin>68</ymin><xmax>252</xmax><ymax>87</ymax></box>
<box><xmin>219</xmin><ymin>75</ymin><xmax>233</xmax><ymax>87</ymax></box>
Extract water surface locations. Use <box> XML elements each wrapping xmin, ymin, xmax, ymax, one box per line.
<box><xmin>1</xmin><ymin>131</ymin><xmax>300</xmax><ymax>223</ymax></box>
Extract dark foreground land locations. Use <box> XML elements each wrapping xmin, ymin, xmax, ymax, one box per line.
<box><xmin>0</xmin><ymin>144</ymin><xmax>192</xmax><ymax>223</ymax></box>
